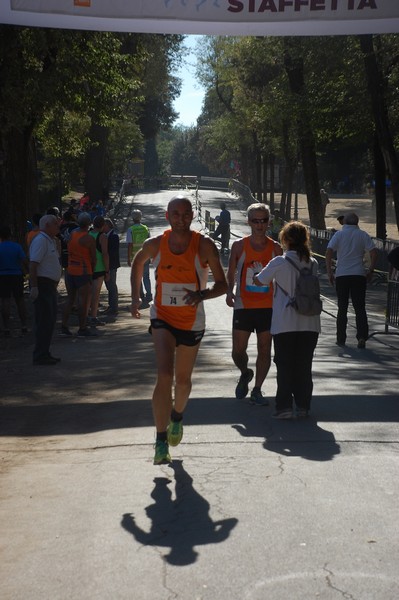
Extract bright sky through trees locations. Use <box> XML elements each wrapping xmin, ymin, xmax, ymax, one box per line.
<box><xmin>173</xmin><ymin>35</ymin><xmax>205</xmax><ymax>127</ymax></box>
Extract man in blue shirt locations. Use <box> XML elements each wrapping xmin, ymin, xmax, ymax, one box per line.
<box><xmin>0</xmin><ymin>225</ymin><xmax>28</xmax><ymax>336</ymax></box>
<box><xmin>212</xmin><ymin>202</ymin><xmax>231</xmax><ymax>254</ymax></box>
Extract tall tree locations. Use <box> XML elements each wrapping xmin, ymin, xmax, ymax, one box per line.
<box><xmin>0</xmin><ymin>27</ymin><xmax>142</xmax><ymax>237</ymax></box>
<box><xmin>284</xmin><ymin>38</ymin><xmax>325</xmax><ymax>229</ymax></box>
<box><xmin>359</xmin><ymin>34</ymin><xmax>399</xmax><ymax>235</ymax></box>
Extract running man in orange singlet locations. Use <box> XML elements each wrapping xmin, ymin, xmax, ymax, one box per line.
<box><xmin>226</xmin><ymin>203</ymin><xmax>282</xmax><ymax>405</ymax></box>
<box><xmin>130</xmin><ymin>195</ymin><xmax>227</xmax><ymax>465</ymax></box>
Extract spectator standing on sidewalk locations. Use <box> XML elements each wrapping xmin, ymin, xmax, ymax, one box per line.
<box><xmin>127</xmin><ymin>209</ymin><xmax>152</xmax><ymax>304</ymax></box>
<box><xmin>130</xmin><ymin>195</ymin><xmax>227</xmax><ymax>465</ymax></box>
<box><xmin>212</xmin><ymin>201</ymin><xmax>231</xmax><ymax>254</ymax></box>
<box><xmin>270</xmin><ymin>210</ymin><xmax>284</xmax><ymax>241</ymax></box>
<box><xmin>0</xmin><ymin>225</ymin><xmax>28</xmax><ymax>337</ymax></box>
<box><xmin>388</xmin><ymin>246</ymin><xmax>399</xmax><ymax>275</ymax></box>
<box><xmin>336</xmin><ymin>214</ymin><xmax>345</xmax><ymax>226</ymax></box>
<box><xmin>29</xmin><ymin>215</ymin><xmax>62</xmax><ymax>365</ymax></box>
<box><xmin>88</xmin><ymin>216</ymin><xmax>110</xmax><ymax>326</ymax></box>
<box><xmin>226</xmin><ymin>203</ymin><xmax>282</xmax><ymax>405</ymax></box>
<box><xmin>254</xmin><ymin>221</ymin><xmax>321</xmax><ymax>419</ymax></box>
<box><xmin>103</xmin><ymin>218</ymin><xmax>120</xmax><ymax>316</ymax></box>
<box><xmin>59</xmin><ymin>209</ymin><xmax>78</xmax><ymax>282</ymax></box>
<box><xmin>320</xmin><ymin>188</ymin><xmax>330</xmax><ymax>217</ymax></box>
<box><xmin>61</xmin><ymin>212</ymin><xmax>96</xmax><ymax>337</ymax></box>
<box><xmin>26</xmin><ymin>213</ymin><xmax>42</xmax><ymax>252</ymax></box>
<box><xmin>325</xmin><ymin>212</ymin><xmax>378</xmax><ymax>349</ymax></box>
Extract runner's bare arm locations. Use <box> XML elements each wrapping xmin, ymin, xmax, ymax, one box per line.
<box><xmin>100</xmin><ymin>232</ymin><xmax>110</xmax><ymax>277</ymax></box>
<box><xmin>225</xmin><ymin>239</ymin><xmax>242</xmax><ymax>307</ymax></box>
<box><xmin>127</xmin><ymin>243</ymin><xmax>133</xmax><ymax>267</ymax></box>
<box><xmin>82</xmin><ymin>235</ymin><xmax>97</xmax><ymax>272</ymax></box>
<box><xmin>325</xmin><ymin>248</ymin><xmax>335</xmax><ymax>285</ymax></box>
<box><xmin>184</xmin><ymin>236</ymin><xmax>227</xmax><ymax>305</ymax></box>
<box><xmin>130</xmin><ymin>237</ymin><xmax>160</xmax><ymax>314</ymax></box>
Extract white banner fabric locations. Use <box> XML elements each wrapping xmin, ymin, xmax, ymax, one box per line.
<box><xmin>2</xmin><ymin>1</ymin><xmax>399</xmax><ymax>35</ymax></box>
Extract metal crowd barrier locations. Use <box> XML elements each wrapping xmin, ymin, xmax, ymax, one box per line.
<box><xmin>309</xmin><ymin>227</ymin><xmax>399</xmax><ymax>336</ymax></box>
<box><xmin>381</xmin><ymin>270</ymin><xmax>399</xmax><ymax>335</ymax></box>
<box><xmin>198</xmin><ymin>176</ymin><xmax>230</xmax><ymax>191</ymax></box>
<box><xmin>204</xmin><ymin>210</ymin><xmax>216</xmax><ymax>233</ymax></box>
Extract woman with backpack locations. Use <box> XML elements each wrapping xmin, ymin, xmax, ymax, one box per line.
<box><xmin>253</xmin><ymin>221</ymin><xmax>321</xmax><ymax>419</ymax></box>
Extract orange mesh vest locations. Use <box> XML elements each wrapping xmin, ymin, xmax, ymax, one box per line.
<box><xmin>234</xmin><ymin>236</ymin><xmax>276</xmax><ymax>309</ymax></box>
<box><xmin>67</xmin><ymin>231</ymin><xmax>93</xmax><ymax>276</ymax></box>
<box><xmin>150</xmin><ymin>230</ymin><xmax>208</xmax><ymax>330</ymax></box>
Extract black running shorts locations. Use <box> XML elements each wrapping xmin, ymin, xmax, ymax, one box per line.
<box><xmin>150</xmin><ymin>319</ymin><xmax>205</xmax><ymax>347</ymax></box>
<box><xmin>233</xmin><ymin>308</ymin><xmax>272</xmax><ymax>333</ymax></box>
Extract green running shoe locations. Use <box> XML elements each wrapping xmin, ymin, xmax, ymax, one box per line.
<box><xmin>153</xmin><ymin>440</ymin><xmax>171</xmax><ymax>465</ymax></box>
<box><xmin>167</xmin><ymin>420</ymin><xmax>183</xmax><ymax>447</ymax></box>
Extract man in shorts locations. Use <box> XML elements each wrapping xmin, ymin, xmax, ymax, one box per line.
<box><xmin>126</xmin><ymin>209</ymin><xmax>152</xmax><ymax>304</ymax></box>
<box><xmin>61</xmin><ymin>212</ymin><xmax>96</xmax><ymax>337</ymax></box>
<box><xmin>130</xmin><ymin>195</ymin><xmax>227</xmax><ymax>465</ymax></box>
<box><xmin>226</xmin><ymin>203</ymin><xmax>282</xmax><ymax>404</ymax></box>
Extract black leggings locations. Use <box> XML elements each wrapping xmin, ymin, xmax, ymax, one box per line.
<box><xmin>273</xmin><ymin>331</ymin><xmax>319</xmax><ymax>411</ymax></box>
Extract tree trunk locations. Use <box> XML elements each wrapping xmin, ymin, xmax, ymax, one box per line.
<box><xmin>281</xmin><ymin>120</ymin><xmax>297</xmax><ymax>221</ymax></box>
<box><xmin>144</xmin><ymin>138</ymin><xmax>159</xmax><ymax>180</ymax></box>
<box><xmin>284</xmin><ymin>39</ymin><xmax>325</xmax><ymax>229</ymax></box>
<box><xmin>239</xmin><ymin>144</ymin><xmax>250</xmax><ymax>187</ymax></box>
<box><xmin>359</xmin><ymin>34</ymin><xmax>399</xmax><ymax>234</ymax></box>
<box><xmin>85</xmin><ymin>122</ymin><xmax>109</xmax><ymax>204</ymax></box>
<box><xmin>280</xmin><ymin>182</ymin><xmax>287</xmax><ymax>220</ymax></box>
<box><xmin>0</xmin><ymin>127</ymin><xmax>38</xmax><ymax>246</ymax></box>
<box><xmin>262</xmin><ymin>153</ymin><xmax>268</xmax><ymax>205</ymax></box>
<box><xmin>373</xmin><ymin>132</ymin><xmax>387</xmax><ymax>240</ymax></box>
<box><xmin>255</xmin><ymin>147</ymin><xmax>262</xmax><ymax>201</ymax></box>
<box><xmin>269</xmin><ymin>153</ymin><xmax>275</xmax><ymax>213</ymax></box>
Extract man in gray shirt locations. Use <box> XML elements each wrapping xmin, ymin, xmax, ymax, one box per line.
<box><xmin>29</xmin><ymin>215</ymin><xmax>62</xmax><ymax>365</ymax></box>
<box><xmin>326</xmin><ymin>212</ymin><xmax>378</xmax><ymax>349</ymax></box>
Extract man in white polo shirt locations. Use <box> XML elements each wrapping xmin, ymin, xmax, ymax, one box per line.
<box><xmin>29</xmin><ymin>215</ymin><xmax>62</xmax><ymax>365</ymax></box>
<box><xmin>326</xmin><ymin>212</ymin><xmax>378</xmax><ymax>349</ymax></box>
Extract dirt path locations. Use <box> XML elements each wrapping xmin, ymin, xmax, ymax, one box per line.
<box><xmin>293</xmin><ymin>192</ymin><xmax>398</xmax><ymax>241</ymax></box>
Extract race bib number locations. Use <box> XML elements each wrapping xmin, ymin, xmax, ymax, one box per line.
<box><xmin>246</xmin><ymin>264</ymin><xmax>269</xmax><ymax>293</ymax></box>
<box><xmin>161</xmin><ymin>283</ymin><xmax>196</xmax><ymax>306</ymax></box>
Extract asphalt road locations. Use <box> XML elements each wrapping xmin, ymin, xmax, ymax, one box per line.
<box><xmin>1</xmin><ymin>188</ymin><xmax>398</xmax><ymax>600</ymax></box>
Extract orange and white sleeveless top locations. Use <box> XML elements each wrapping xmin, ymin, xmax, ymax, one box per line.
<box><xmin>235</xmin><ymin>236</ymin><xmax>276</xmax><ymax>310</ymax></box>
<box><xmin>67</xmin><ymin>230</ymin><xmax>93</xmax><ymax>276</ymax></box>
<box><xmin>150</xmin><ymin>230</ymin><xmax>209</xmax><ymax>330</ymax></box>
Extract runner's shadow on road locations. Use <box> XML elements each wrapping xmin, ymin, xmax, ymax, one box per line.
<box><xmin>121</xmin><ymin>460</ymin><xmax>238</xmax><ymax>566</ymax></box>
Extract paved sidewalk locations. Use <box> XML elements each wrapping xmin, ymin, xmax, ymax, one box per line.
<box><xmin>1</xmin><ymin>190</ymin><xmax>398</xmax><ymax>600</ymax></box>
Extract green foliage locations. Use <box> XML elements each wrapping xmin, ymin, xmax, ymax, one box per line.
<box><xmin>0</xmin><ymin>26</ymin><xmax>185</xmax><ymax>212</ymax></box>
<box><xmin>193</xmin><ymin>34</ymin><xmax>399</xmax><ymax>195</ymax></box>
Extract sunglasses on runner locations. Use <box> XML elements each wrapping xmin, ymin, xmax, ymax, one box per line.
<box><xmin>250</xmin><ymin>218</ymin><xmax>269</xmax><ymax>224</ymax></box>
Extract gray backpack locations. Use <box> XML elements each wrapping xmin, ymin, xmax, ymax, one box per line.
<box><xmin>277</xmin><ymin>256</ymin><xmax>322</xmax><ymax>316</ymax></box>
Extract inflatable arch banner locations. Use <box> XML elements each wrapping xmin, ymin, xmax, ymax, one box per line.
<box><xmin>2</xmin><ymin>1</ymin><xmax>399</xmax><ymax>35</ymax></box>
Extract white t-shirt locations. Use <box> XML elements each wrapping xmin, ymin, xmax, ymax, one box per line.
<box><xmin>257</xmin><ymin>250</ymin><xmax>321</xmax><ymax>335</ymax></box>
<box><xmin>327</xmin><ymin>225</ymin><xmax>376</xmax><ymax>277</ymax></box>
<box><xmin>29</xmin><ymin>232</ymin><xmax>62</xmax><ymax>282</ymax></box>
